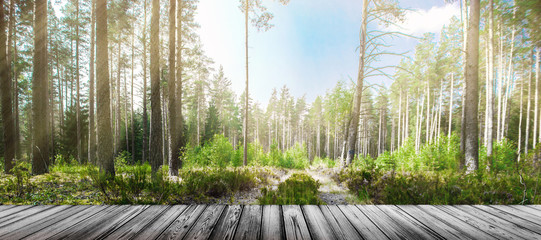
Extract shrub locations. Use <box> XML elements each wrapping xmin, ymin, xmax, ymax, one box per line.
<box><xmin>259</xmin><ymin>173</ymin><xmax>323</xmax><ymax>204</ymax></box>
<box><xmin>180</xmin><ymin>167</ymin><xmax>256</xmax><ymax>200</ymax></box>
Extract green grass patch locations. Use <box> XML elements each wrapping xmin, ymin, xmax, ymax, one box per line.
<box><xmin>259</xmin><ymin>173</ymin><xmax>323</xmax><ymax>205</ymax></box>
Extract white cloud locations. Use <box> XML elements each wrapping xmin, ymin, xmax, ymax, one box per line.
<box><xmin>384</xmin><ymin>3</ymin><xmax>460</xmax><ymax>35</ymax></box>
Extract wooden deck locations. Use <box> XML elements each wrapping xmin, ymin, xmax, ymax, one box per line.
<box><xmin>1</xmin><ymin>205</ymin><xmax>540</xmax><ymax>239</ymax></box>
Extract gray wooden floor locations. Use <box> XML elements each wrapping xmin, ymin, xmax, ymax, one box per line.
<box><xmin>0</xmin><ymin>205</ymin><xmax>540</xmax><ymax>239</ymax></box>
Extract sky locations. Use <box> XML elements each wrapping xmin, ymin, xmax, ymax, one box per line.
<box><xmin>194</xmin><ymin>0</ymin><xmax>461</xmax><ymax>106</ymax></box>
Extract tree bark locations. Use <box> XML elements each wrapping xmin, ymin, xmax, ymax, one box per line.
<box><xmin>0</xmin><ymin>2</ymin><xmax>15</xmax><ymax>173</ymax></box>
<box><xmin>486</xmin><ymin>0</ymin><xmax>494</xmax><ymax>169</ymax></box>
<box><xmin>32</xmin><ymin>0</ymin><xmax>50</xmax><ymax>175</ymax></box>
<box><xmin>89</xmin><ymin>0</ymin><xmax>96</xmax><ymax>165</ymax></box>
<box><xmin>345</xmin><ymin>0</ymin><xmax>368</xmax><ymax>166</ymax></box>
<box><xmin>243</xmin><ymin>0</ymin><xmax>249</xmax><ymax>166</ymax></box>
<box><xmin>526</xmin><ymin>50</ymin><xmax>534</xmax><ymax>155</ymax></box>
<box><xmin>142</xmin><ymin>0</ymin><xmax>149</xmax><ymax>164</ymax></box>
<box><xmin>176</xmin><ymin>0</ymin><xmax>184</xmax><ymax>169</ymax></box>
<box><xmin>97</xmin><ymin>0</ymin><xmax>114</xmax><ymax>176</ymax></box>
<box><xmin>150</xmin><ymin>0</ymin><xmax>163</xmax><ymax>173</ymax></box>
<box><xmin>464</xmin><ymin>0</ymin><xmax>480</xmax><ymax>173</ymax></box>
<box><xmin>168</xmin><ymin>0</ymin><xmax>179</xmax><ymax>176</ymax></box>
<box><xmin>448</xmin><ymin>73</ymin><xmax>454</xmax><ymax>144</ymax></box>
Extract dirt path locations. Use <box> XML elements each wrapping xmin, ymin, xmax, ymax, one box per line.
<box><xmin>305</xmin><ymin>166</ymin><xmax>359</xmax><ymax>204</ymax></box>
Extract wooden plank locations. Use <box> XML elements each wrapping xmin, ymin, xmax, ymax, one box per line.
<box><xmin>337</xmin><ymin>205</ymin><xmax>387</xmax><ymax>239</ymax></box>
<box><xmin>301</xmin><ymin>205</ymin><xmax>334</xmax><ymax>240</ymax></box>
<box><xmin>0</xmin><ymin>205</ymin><xmax>73</xmax><ymax>237</ymax></box>
<box><xmin>132</xmin><ymin>205</ymin><xmax>188</xmax><ymax>240</ymax></box>
<box><xmin>0</xmin><ymin>205</ymin><xmax>14</xmax><ymax>213</ymax></box>
<box><xmin>319</xmin><ymin>205</ymin><xmax>361</xmax><ymax>240</ymax></box>
<box><xmin>357</xmin><ymin>204</ymin><xmax>422</xmax><ymax>239</ymax></box>
<box><xmin>233</xmin><ymin>205</ymin><xmax>262</xmax><ymax>240</ymax></box>
<box><xmin>261</xmin><ymin>205</ymin><xmax>283</xmax><ymax>240</ymax></box>
<box><xmin>415</xmin><ymin>205</ymin><xmax>497</xmax><ymax>239</ymax></box>
<box><xmin>282</xmin><ymin>205</ymin><xmax>311</xmax><ymax>240</ymax></box>
<box><xmin>453</xmin><ymin>205</ymin><xmax>541</xmax><ymax>239</ymax></box>
<box><xmin>0</xmin><ymin>205</ymin><xmax>56</xmax><ymax>228</ymax></box>
<box><xmin>209</xmin><ymin>205</ymin><xmax>243</xmax><ymax>240</ymax></box>
<box><xmin>23</xmin><ymin>205</ymin><xmax>111</xmax><ymax>239</ymax></box>
<box><xmin>157</xmin><ymin>204</ymin><xmax>207</xmax><ymax>240</ymax></box>
<box><xmin>491</xmin><ymin>205</ymin><xmax>541</xmax><ymax>224</ymax></box>
<box><xmin>521</xmin><ymin>205</ymin><xmax>541</xmax><ymax>215</ymax></box>
<box><xmin>397</xmin><ymin>205</ymin><xmax>473</xmax><ymax>240</ymax></box>
<box><xmin>104</xmin><ymin>205</ymin><xmax>169</xmax><ymax>240</ymax></box>
<box><xmin>377</xmin><ymin>205</ymin><xmax>441</xmax><ymax>239</ymax></box>
<box><xmin>47</xmin><ymin>205</ymin><xmax>142</xmax><ymax>239</ymax></box>
<box><xmin>0</xmin><ymin>205</ymin><xmax>33</xmax><ymax>218</ymax></box>
<box><xmin>526</xmin><ymin>205</ymin><xmax>541</xmax><ymax>211</ymax></box>
<box><xmin>437</xmin><ymin>205</ymin><xmax>525</xmax><ymax>240</ymax></box>
<box><xmin>184</xmin><ymin>205</ymin><xmax>226</xmax><ymax>240</ymax></box>
<box><xmin>474</xmin><ymin>205</ymin><xmax>541</xmax><ymax>234</ymax></box>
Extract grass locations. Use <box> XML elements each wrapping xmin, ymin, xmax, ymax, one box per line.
<box><xmin>259</xmin><ymin>173</ymin><xmax>324</xmax><ymax>205</ymax></box>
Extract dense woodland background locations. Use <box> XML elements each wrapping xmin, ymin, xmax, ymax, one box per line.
<box><xmin>0</xmin><ymin>0</ymin><xmax>540</xmax><ymax>194</ymax></box>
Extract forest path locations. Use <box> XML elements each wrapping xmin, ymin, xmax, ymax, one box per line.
<box><xmin>305</xmin><ymin>166</ymin><xmax>359</xmax><ymax>204</ymax></box>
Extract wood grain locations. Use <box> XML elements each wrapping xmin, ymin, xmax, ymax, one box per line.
<box><xmin>210</xmin><ymin>205</ymin><xmax>243</xmax><ymax>240</ymax></box>
<box><xmin>283</xmin><ymin>205</ymin><xmax>311</xmax><ymax>240</ymax></box>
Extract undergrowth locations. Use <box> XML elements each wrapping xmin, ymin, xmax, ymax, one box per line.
<box><xmin>259</xmin><ymin>173</ymin><xmax>323</xmax><ymax>205</ymax></box>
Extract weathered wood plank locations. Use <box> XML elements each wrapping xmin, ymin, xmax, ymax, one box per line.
<box><xmin>132</xmin><ymin>205</ymin><xmax>188</xmax><ymax>240</ymax></box>
<box><xmin>377</xmin><ymin>205</ymin><xmax>442</xmax><ymax>239</ymax></box>
<box><xmin>234</xmin><ymin>205</ymin><xmax>262</xmax><ymax>240</ymax></box>
<box><xmin>337</xmin><ymin>205</ymin><xmax>387</xmax><ymax>239</ymax></box>
<box><xmin>491</xmin><ymin>205</ymin><xmax>541</xmax><ymax>224</ymax></box>
<box><xmin>210</xmin><ymin>205</ymin><xmax>243</xmax><ymax>240</ymax></box>
<box><xmin>104</xmin><ymin>205</ymin><xmax>169</xmax><ymax>240</ymax></box>
<box><xmin>357</xmin><ymin>204</ymin><xmax>422</xmax><ymax>239</ymax></box>
<box><xmin>0</xmin><ymin>205</ymin><xmax>56</xmax><ymax>228</ymax></box>
<box><xmin>0</xmin><ymin>205</ymin><xmax>33</xmax><ymax>218</ymax></box>
<box><xmin>526</xmin><ymin>205</ymin><xmax>541</xmax><ymax>211</ymax></box>
<box><xmin>397</xmin><ymin>205</ymin><xmax>473</xmax><ymax>240</ymax></box>
<box><xmin>302</xmin><ymin>205</ymin><xmax>334</xmax><ymax>240</ymax></box>
<box><xmin>157</xmin><ymin>204</ymin><xmax>207</xmax><ymax>240</ymax></box>
<box><xmin>23</xmin><ymin>205</ymin><xmax>111</xmax><ymax>239</ymax></box>
<box><xmin>453</xmin><ymin>205</ymin><xmax>541</xmax><ymax>239</ymax></box>
<box><xmin>437</xmin><ymin>205</ymin><xmax>525</xmax><ymax>240</ymax></box>
<box><xmin>474</xmin><ymin>205</ymin><xmax>541</xmax><ymax>234</ymax></box>
<box><xmin>283</xmin><ymin>205</ymin><xmax>311</xmax><ymax>240</ymax></box>
<box><xmin>0</xmin><ymin>205</ymin><xmax>74</xmax><ymax>238</ymax></box>
<box><xmin>320</xmin><ymin>205</ymin><xmax>361</xmax><ymax>240</ymax></box>
<box><xmin>0</xmin><ymin>205</ymin><xmax>14</xmax><ymax>213</ymax></box>
<box><xmin>184</xmin><ymin>205</ymin><xmax>226</xmax><ymax>240</ymax></box>
<box><xmin>522</xmin><ymin>205</ymin><xmax>541</xmax><ymax>215</ymax></box>
<box><xmin>47</xmin><ymin>205</ymin><xmax>141</xmax><ymax>239</ymax></box>
<box><xmin>261</xmin><ymin>205</ymin><xmax>283</xmax><ymax>240</ymax></box>
<box><xmin>415</xmin><ymin>205</ymin><xmax>496</xmax><ymax>239</ymax></box>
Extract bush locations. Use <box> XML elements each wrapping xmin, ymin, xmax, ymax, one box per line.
<box><xmin>180</xmin><ymin>167</ymin><xmax>256</xmax><ymax>200</ymax></box>
<box><xmin>338</xmin><ymin>167</ymin><xmax>541</xmax><ymax>204</ymax></box>
<box><xmin>259</xmin><ymin>173</ymin><xmax>323</xmax><ymax>204</ymax></box>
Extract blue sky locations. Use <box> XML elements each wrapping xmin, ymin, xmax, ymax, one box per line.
<box><xmin>195</xmin><ymin>0</ymin><xmax>461</xmax><ymax>106</ymax></box>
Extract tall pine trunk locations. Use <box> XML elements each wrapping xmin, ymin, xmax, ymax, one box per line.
<box><xmin>97</xmin><ymin>0</ymin><xmax>114</xmax><ymax>176</ymax></box>
<box><xmin>142</xmin><ymin>0</ymin><xmax>149</xmax><ymax>164</ymax></box>
<box><xmin>464</xmin><ymin>0</ymin><xmax>480</xmax><ymax>173</ymax></box>
<box><xmin>168</xmin><ymin>0</ymin><xmax>179</xmax><ymax>176</ymax></box>
<box><xmin>150</xmin><ymin>0</ymin><xmax>163</xmax><ymax>173</ymax></box>
<box><xmin>89</xmin><ymin>0</ymin><xmax>96</xmax><ymax>164</ymax></box>
<box><xmin>0</xmin><ymin>3</ymin><xmax>15</xmax><ymax>173</ymax></box>
<box><xmin>243</xmin><ymin>0</ymin><xmax>249</xmax><ymax>166</ymax></box>
<box><xmin>485</xmin><ymin>0</ymin><xmax>494</xmax><ymax>169</ymax></box>
<box><xmin>32</xmin><ymin>0</ymin><xmax>50</xmax><ymax>175</ymax></box>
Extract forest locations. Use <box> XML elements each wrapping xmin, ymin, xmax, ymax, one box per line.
<box><xmin>0</xmin><ymin>0</ymin><xmax>541</xmax><ymax>205</ymax></box>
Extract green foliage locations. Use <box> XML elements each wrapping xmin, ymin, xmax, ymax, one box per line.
<box><xmin>87</xmin><ymin>163</ymin><xmax>177</xmax><ymax>204</ymax></box>
<box><xmin>180</xmin><ymin>167</ymin><xmax>256</xmax><ymax>200</ymax></box>
<box><xmin>312</xmin><ymin>157</ymin><xmax>336</xmax><ymax>168</ymax></box>
<box><xmin>183</xmin><ymin>134</ymin><xmax>235</xmax><ymax>168</ymax></box>
<box><xmin>339</xmin><ymin>167</ymin><xmax>541</xmax><ymax>204</ymax></box>
<box><xmin>3</xmin><ymin>161</ymin><xmax>32</xmax><ymax>197</ymax></box>
<box><xmin>259</xmin><ymin>173</ymin><xmax>323</xmax><ymax>205</ymax></box>
<box><xmin>480</xmin><ymin>138</ymin><xmax>518</xmax><ymax>172</ymax></box>
<box><xmin>58</xmin><ymin>106</ymin><xmax>89</xmax><ymax>162</ymax></box>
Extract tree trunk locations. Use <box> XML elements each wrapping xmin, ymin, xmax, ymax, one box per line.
<box><xmin>130</xmin><ymin>22</ymin><xmax>135</xmax><ymax>164</ymax></box>
<box><xmin>96</xmin><ymin>0</ymin><xmax>114</xmax><ymax>176</ymax></box>
<box><xmin>526</xmin><ymin>50</ymin><xmax>534</xmax><ymax>155</ymax></box>
<box><xmin>518</xmin><ymin>72</ymin><xmax>524</xmax><ymax>162</ymax></box>
<box><xmin>76</xmin><ymin>0</ymin><xmax>82</xmax><ymax>164</ymax></box>
<box><xmin>32</xmin><ymin>0</ymin><xmax>50</xmax><ymax>175</ymax></box>
<box><xmin>89</xmin><ymin>0</ymin><xmax>96</xmax><ymax>165</ymax></box>
<box><xmin>0</xmin><ymin>3</ymin><xmax>15</xmax><ymax>173</ymax></box>
<box><xmin>150</xmin><ymin>0</ymin><xmax>163</xmax><ymax>173</ymax></box>
<box><xmin>116</xmin><ymin>40</ymin><xmax>122</xmax><ymax>155</ymax></box>
<box><xmin>464</xmin><ymin>0</ymin><xmax>480</xmax><ymax>173</ymax></box>
<box><xmin>537</xmin><ymin>48</ymin><xmax>541</xmax><ymax>147</ymax></box>
<box><xmin>243</xmin><ymin>0</ymin><xmax>249</xmax><ymax>166</ymax></box>
<box><xmin>486</xmin><ymin>0</ymin><xmax>494</xmax><ymax>168</ymax></box>
<box><xmin>142</xmin><ymin>0</ymin><xmax>148</xmax><ymax>164</ymax></box>
<box><xmin>460</xmin><ymin>0</ymin><xmax>468</xmax><ymax>170</ymax></box>
<box><xmin>168</xmin><ymin>0</ymin><xmax>178</xmax><ymax>176</ymax></box>
<box><xmin>176</xmin><ymin>0</ymin><xmax>184</xmax><ymax>169</ymax></box>
<box><xmin>448</xmin><ymin>73</ymin><xmax>454</xmax><ymax>144</ymax></box>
